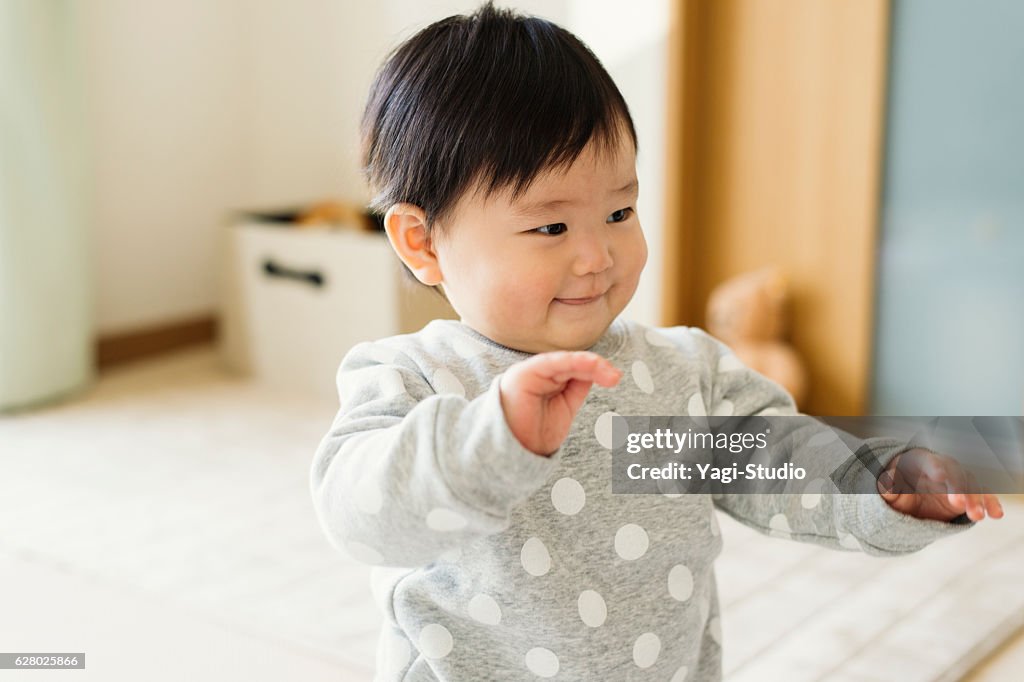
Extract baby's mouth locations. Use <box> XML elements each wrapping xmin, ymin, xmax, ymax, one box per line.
<box><xmin>555</xmin><ymin>289</ymin><xmax>608</xmax><ymax>306</ymax></box>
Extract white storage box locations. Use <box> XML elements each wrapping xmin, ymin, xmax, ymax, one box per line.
<box><xmin>219</xmin><ymin>219</ymin><xmax>456</xmax><ymax>400</ymax></box>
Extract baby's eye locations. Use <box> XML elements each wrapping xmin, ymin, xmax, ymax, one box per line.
<box><xmin>608</xmin><ymin>208</ymin><xmax>634</xmax><ymax>223</ymax></box>
<box><xmin>533</xmin><ymin>223</ymin><xmax>568</xmax><ymax>236</ymax></box>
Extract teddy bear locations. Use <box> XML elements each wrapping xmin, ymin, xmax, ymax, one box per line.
<box><xmin>705</xmin><ymin>267</ymin><xmax>809</xmax><ymax>409</ymax></box>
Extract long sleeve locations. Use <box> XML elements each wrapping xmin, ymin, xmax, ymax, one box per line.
<box><xmin>309</xmin><ymin>340</ymin><xmax>560</xmax><ymax>568</ymax></box>
<box><xmin>683</xmin><ymin>328</ymin><xmax>976</xmax><ymax>557</ymax></box>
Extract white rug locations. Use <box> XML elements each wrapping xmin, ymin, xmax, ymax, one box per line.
<box><xmin>1</xmin><ymin>346</ymin><xmax>1022</xmax><ymax>681</ymax></box>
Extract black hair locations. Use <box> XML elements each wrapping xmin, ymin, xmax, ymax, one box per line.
<box><xmin>359</xmin><ymin>0</ymin><xmax>637</xmax><ymax>257</ymax></box>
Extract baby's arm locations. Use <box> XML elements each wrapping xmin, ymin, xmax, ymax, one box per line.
<box><xmin>309</xmin><ymin>342</ymin><xmax>619</xmax><ymax>568</ymax></box>
<box><xmin>682</xmin><ymin>328</ymin><xmax>978</xmax><ymax>557</ymax></box>
<box><xmin>310</xmin><ymin>341</ymin><xmax>552</xmax><ymax>567</ymax></box>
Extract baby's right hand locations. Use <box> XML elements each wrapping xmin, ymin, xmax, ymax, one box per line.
<box><xmin>499</xmin><ymin>351</ymin><xmax>622</xmax><ymax>457</ymax></box>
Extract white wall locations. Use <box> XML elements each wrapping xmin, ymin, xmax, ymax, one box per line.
<box><xmin>82</xmin><ymin>0</ymin><xmax>248</xmax><ymax>334</ymax></box>
<box><xmin>82</xmin><ymin>0</ymin><xmax>667</xmax><ymax>335</ymax></box>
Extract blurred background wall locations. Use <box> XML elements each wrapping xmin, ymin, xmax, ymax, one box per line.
<box><xmin>78</xmin><ymin>0</ymin><xmax>668</xmax><ymax>338</ymax></box>
<box><xmin>3</xmin><ymin>0</ymin><xmax>1020</xmax><ymax>415</ymax></box>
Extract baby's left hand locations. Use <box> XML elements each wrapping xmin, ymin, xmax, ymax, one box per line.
<box><xmin>876</xmin><ymin>447</ymin><xmax>1004</xmax><ymax>522</ymax></box>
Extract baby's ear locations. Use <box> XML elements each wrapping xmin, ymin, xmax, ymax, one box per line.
<box><xmin>383</xmin><ymin>203</ymin><xmax>442</xmax><ymax>286</ymax></box>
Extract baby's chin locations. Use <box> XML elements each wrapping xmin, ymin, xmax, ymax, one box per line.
<box><xmin>485</xmin><ymin>327</ymin><xmax>608</xmax><ymax>354</ymax></box>
<box><xmin>465</xmin><ymin>306</ymin><xmax>619</xmax><ymax>354</ymax></box>
<box><xmin>545</xmin><ymin>299</ymin><xmax>623</xmax><ymax>348</ymax></box>
<box><xmin>531</xmin><ymin>322</ymin><xmax>615</xmax><ymax>354</ymax></box>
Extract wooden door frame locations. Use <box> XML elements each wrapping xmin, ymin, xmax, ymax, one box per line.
<box><xmin>661</xmin><ymin>0</ymin><xmax>892</xmax><ymax>416</ymax></box>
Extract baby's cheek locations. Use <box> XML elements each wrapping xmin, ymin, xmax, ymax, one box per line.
<box><xmin>510</xmin><ymin>281</ymin><xmax>552</xmax><ymax>317</ymax></box>
<box><xmin>504</xmin><ymin>263</ymin><xmax>555</xmax><ymax>300</ymax></box>
<box><xmin>482</xmin><ymin>279</ymin><xmax>536</xmax><ymax>324</ymax></box>
<box><xmin>622</xmin><ymin>230</ymin><xmax>648</xmax><ymax>275</ymax></box>
<box><xmin>614</xmin><ymin>247</ymin><xmax>645</xmax><ymax>299</ymax></box>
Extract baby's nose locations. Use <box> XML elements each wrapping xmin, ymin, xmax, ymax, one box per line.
<box><xmin>571</xmin><ymin>233</ymin><xmax>614</xmax><ymax>276</ymax></box>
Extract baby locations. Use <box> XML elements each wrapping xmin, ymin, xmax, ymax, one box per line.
<box><xmin>310</xmin><ymin>3</ymin><xmax>1003</xmax><ymax>680</ymax></box>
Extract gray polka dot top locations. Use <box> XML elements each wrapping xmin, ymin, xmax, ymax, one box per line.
<box><xmin>310</xmin><ymin>318</ymin><xmax>973</xmax><ymax>681</ymax></box>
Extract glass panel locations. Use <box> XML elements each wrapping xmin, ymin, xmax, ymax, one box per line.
<box><xmin>873</xmin><ymin>0</ymin><xmax>1024</xmax><ymax>415</ymax></box>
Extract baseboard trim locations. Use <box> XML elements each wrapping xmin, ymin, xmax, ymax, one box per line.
<box><xmin>97</xmin><ymin>315</ymin><xmax>218</xmax><ymax>371</ymax></box>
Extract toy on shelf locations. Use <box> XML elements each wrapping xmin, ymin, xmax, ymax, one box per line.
<box><xmin>295</xmin><ymin>200</ymin><xmax>383</xmax><ymax>232</ymax></box>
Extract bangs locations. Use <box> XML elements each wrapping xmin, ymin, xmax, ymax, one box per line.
<box><xmin>457</xmin><ymin>16</ymin><xmax>636</xmax><ymax>207</ymax></box>
<box><xmin>360</xmin><ymin>1</ymin><xmax>637</xmax><ymax>230</ymax></box>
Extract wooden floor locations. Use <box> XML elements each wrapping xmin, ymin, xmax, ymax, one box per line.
<box><xmin>714</xmin><ymin>506</ymin><xmax>1024</xmax><ymax>681</ymax></box>
<box><xmin>963</xmin><ymin>495</ymin><xmax>1024</xmax><ymax>681</ymax></box>
<box><xmin>966</xmin><ymin>627</ymin><xmax>1024</xmax><ymax>681</ymax></box>
<box><xmin>1</xmin><ymin>346</ymin><xmax>1022</xmax><ymax>681</ymax></box>
<box><xmin>0</xmin><ymin>551</ymin><xmax>356</xmax><ymax>682</ymax></box>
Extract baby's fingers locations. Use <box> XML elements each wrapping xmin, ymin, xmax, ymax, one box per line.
<box><xmin>538</xmin><ymin>351</ymin><xmax>622</xmax><ymax>388</ymax></box>
<box><xmin>959</xmin><ymin>471</ymin><xmax>1000</xmax><ymax>521</ymax></box>
<box><xmin>984</xmin><ymin>492</ymin><xmax>1005</xmax><ymax>519</ymax></box>
<box><xmin>964</xmin><ymin>472</ymin><xmax>1005</xmax><ymax>520</ymax></box>
<box><xmin>959</xmin><ymin>467</ymin><xmax>1005</xmax><ymax>520</ymax></box>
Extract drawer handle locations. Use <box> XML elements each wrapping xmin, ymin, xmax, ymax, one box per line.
<box><xmin>262</xmin><ymin>258</ymin><xmax>325</xmax><ymax>288</ymax></box>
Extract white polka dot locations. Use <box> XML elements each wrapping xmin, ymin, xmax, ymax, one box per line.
<box><xmin>426</xmin><ymin>508</ymin><xmax>468</xmax><ymax>532</ymax></box>
<box><xmin>769</xmin><ymin>513</ymin><xmax>792</xmax><ymax>539</ymax></box>
<box><xmin>631</xmin><ymin>360</ymin><xmax>655</xmax><ymax>393</ymax></box>
<box><xmin>345</xmin><ymin>541</ymin><xmax>383</xmax><ymax>564</ymax></box>
<box><xmin>594</xmin><ymin>410</ymin><xmax>627</xmax><ymax>449</ymax></box>
<box><xmin>801</xmin><ymin>479</ymin><xmax>825</xmax><ymax>509</ymax></box>
<box><xmin>717</xmin><ymin>354</ymin><xmax>744</xmax><ymax>373</ymax></box>
<box><xmin>645</xmin><ymin>328</ymin><xmax>676</xmax><ymax>347</ymax></box>
<box><xmin>353</xmin><ymin>483</ymin><xmax>382</xmax><ymax>514</ymax></box>
<box><xmin>839</xmin><ymin>532</ymin><xmax>862</xmax><ymax>551</ymax></box>
<box><xmin>656</xmin><ymin>477</ymin><xmax>682</xmax><ymax>498</ymax></box>
<box><xmin>671</xmin><ymin>665</ymin><xmax>690</xmax><ymax>682</ymax></box>
<box><xmin>525</xmin><ymin>647</ymin><xmax>559</xmax><ymax>678</ymax></box>
<box><xmin>451</xmin><ymin>334</ymin><xmax>488</xmax><ymax>358</ymax></box>
<box><xmin>801</xmin><ymin>492</ymin><xmax>821</xmax><ymax>509</ymax></box>
<box><xmin>712</xmin><ymin>399</ymin><xmax>734</xmax><ymax>417</ymax></box>
<box><xmin>633</xmin><ymin>632</ymin><xmax>661</xmax><ymax>668</ymax></box>
<box><xmin>709</xmin><ymin>616</ymin><xmax>722</xmax><ymax>645</ymax></box>
<box><xmin>668</xmin><ymin>564</ymin><xmax>694</xmax><ymax>601</ymax></box>
<box><xmin>367</xmin><ymin>344</ymin><xmax>399</xmax><ymax>364</ymax></box>
<box><xmin>687</xmin><ymin>393</ymin><xmax>706</xmax><ymax>417</ymax></box>
<box><xmin>808</xmin><ymin>429</ymin><xmax>839</xmax><ymax>447</ymax></box>
<box><xmin>615</xmin><ymin>524</ymin><xmax>649</xmax><ymax>560</ymax></box>
<box><xmin>468</xmin><ymin>594</ymin><xmax>502</xmax><ymax>625</ymax></box>
<box><xmin>521</xmin><ymin>537</ymin><xmax>551</xmax><ymax>576</ymax></box>
<box><xmin>551</xmin><ymin>477</ymin><xmax>586</xmax><ymax>515</ymax></box>
<box><xmin>760</xmin><ymin>407</ymin><xmax>782</xmax><ymax>416</ymax></box>
<box><xmin>381</xmin><ymin>369</ymin><xmax>407</xmax><ymax>398</ymax></box>
<box><xmin>577</xmin><ymin>590</ymin><xmax>607</xmax><ymax>627</ymax></box>
<box><xmin>418</xmin><ymin>623</ymin><xmax>453</xmax><ymax>659</ymax></box>
<box><xmin>440</xmin><ymin>546</ymin><xmax>462</xmax><ymax>563</ymax></box>
<box><xmin>663</xmin><ymin>492</ymin><xmax>683</xmax><ymax>499</ymax></box>
<box><xmin>433</xmin><ymin>368</ymin><xmax>465</xmax><ymax>398</ymax></box>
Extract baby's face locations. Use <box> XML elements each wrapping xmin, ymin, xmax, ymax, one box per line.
<box><xmin>433</xmin><ymin>132</ymin><xmax>647</xmax><ymax>353</ymax></box>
